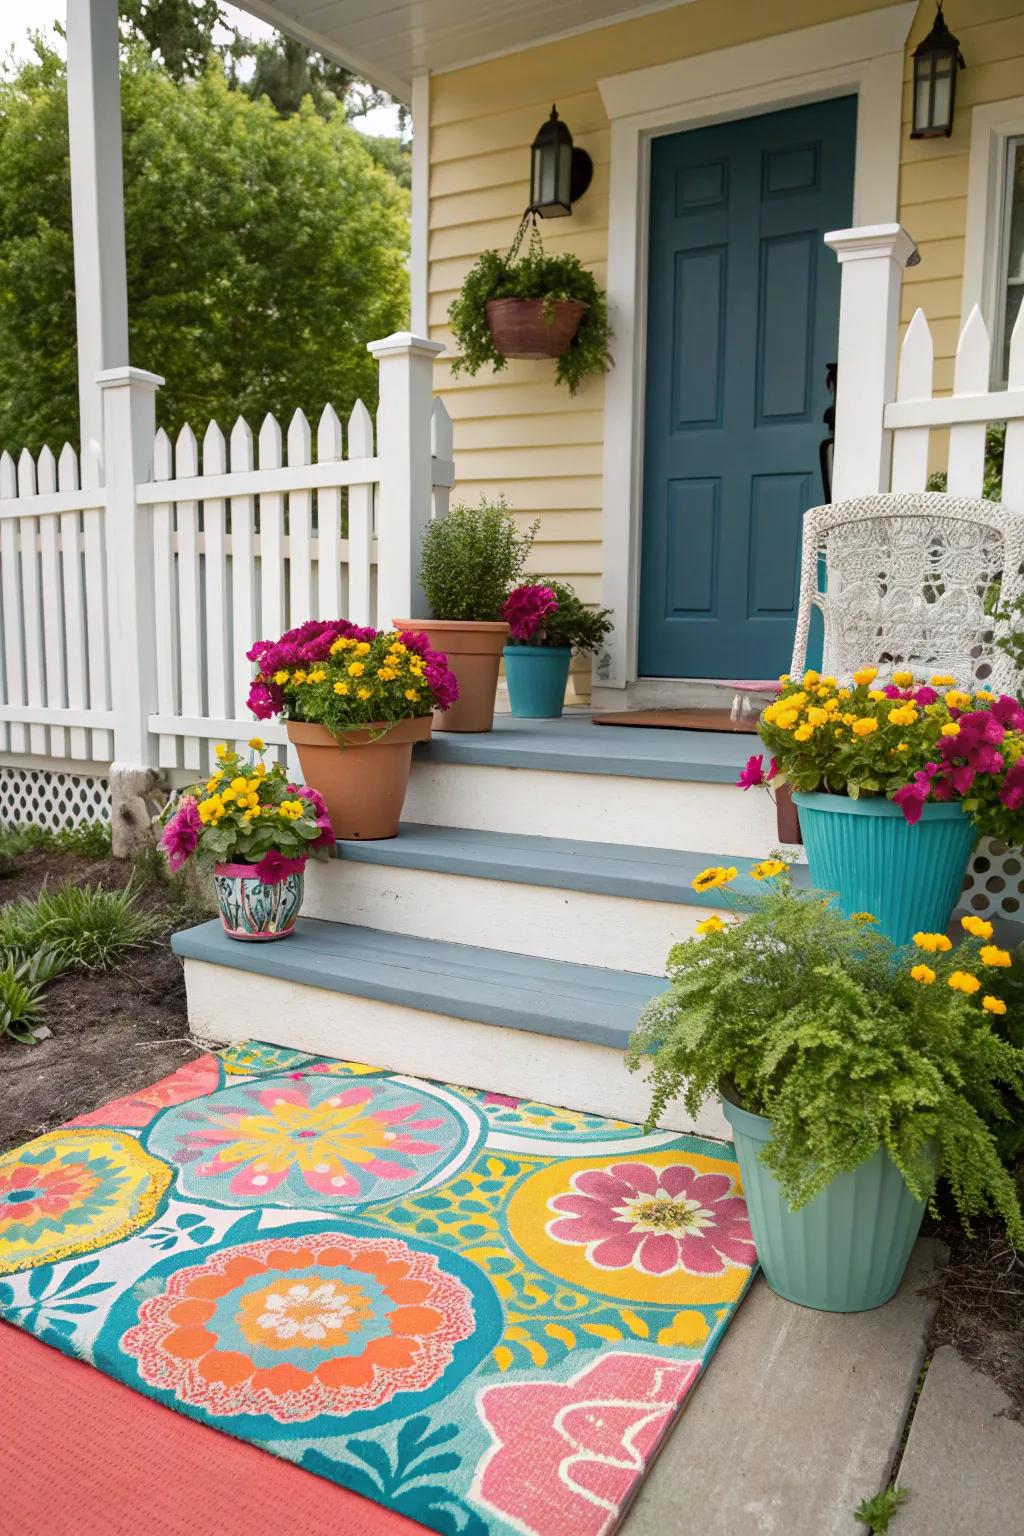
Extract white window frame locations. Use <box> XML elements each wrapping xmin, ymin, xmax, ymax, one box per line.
<box><xmin>594</xmin><ymin>2</ymin><xmax>915</xmax><ymax>692</ymax></box>
<box><xmin>962</xmin><ymin>99</ymin><xmax>1024</xmax><ymax>388</ymax></box>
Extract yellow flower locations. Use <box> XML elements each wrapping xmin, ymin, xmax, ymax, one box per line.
<box><xmin>229</xmin><ymin>777</ymin><xmax>248</xmax><ymax>794</ymax></box>
<box><xmin>854</xmin><ymin>666</ymin><xmax>879</xmax><ymax>686</ymax></box>
<box><xmin>389</xmin><ymin>642</ymin><xmax>408</xmax><ymax>656</ymax></box>
<box><xmin>247</xmin><ymin>737</ymin><xmax>265</xmax><ymax>751</ymax></box>
<box><xmin>948</xmin><ymin>970</ymin><xmax>982</xmax><ymax>995</ymax></box>
<box><xmin>215</xmin><ymin>743</ymin><xmax>229</xmax><ymax>760</ymax></box>
<box><xmin>837</xmin><ymin>688</ymin><xmax>852</xmax><ymax>701</ymax></box>
<box><xmin>692</xmin><ymin>865</ymin><xmax>738</xmax><ymax>894</ymax></box>
<box><xmin>793</xmin><ymin>724</ymin><xmax>814</xmax><ymax>742</ymax></box>
<box><xmin>941</xmin><ymin>722</ymin><xmax>961</xmax><ymax>737</ymax></box>
<box><xmin>979</xmin><ymin>945</ymin><xmax>1012</xmax><ymax>968</ymax></box>
<box><xmin>357</xmin><ymin>687</ymin><xmax>373</xmax><ymax>701</ymax></box>
<box><xmin>976</xmin><ymin>689</ymin><xmax>996</xmax><ymax>702</ymax></box>
<box><xmin>961</xmin><ymin>915</ymin><xmax>994</xmax><ymax>940</ymax></box>
<box><xmin>945</xmin><ymin>689</ymin><xmax>971</xmax><ymax>711</ymax></box>
<box><xmin>695</xmin><ymin>915</ymin><xmax>726</xmax><ymax>936</ymax></box>
<box><xmin>279</xmin><ymin>799</ymin><xmax>305</xmax><ymax>820</ymax></box>
<box><xmin>244</xmin><ymin>806</ymin><xmax>261</xmax><ymax>821</ymax></box>
<box><xmin>852</xmin><ymin>717</ymin><xmax>879</xmax><ymax>737</ymax></box>
<box><xmin>751</xmin><ymin>859</ymin><xmax>787</xmax><ymax>881</ymax></box>
<box><xmin>930</xmin><ymin>674</ymin><xmax>956</xmax><ymax>687</ymax></box>
<box><xmin>892</xmin><ymin>670</ymin><xmax>915</xmax><ymax>687</ymax></box>
<box><xmin>888</xmin><ymin>705</ymin><xmax>918</xmax><ymax>727</ymax></box>
<box><xmin>911</xmin><ymin>964</ymin><xmax>936</xmax><ymax>985</ymax></box>
<box><xmin>982</xmin><ymin>995</ymin><xmax>1007</xmax><ymax>1015</ymax></box>
<box><xmin>330</xmin><ymin>636</ymin><xmax>353</xmax><ymax>654</ymax></box>
<box><xmin>802</xmin><ymin>670</ymin><xmax>820</xmax><ymax>687</ymax></box>
<box><xmin>842</xmin><ymin>712</ymin><xmax>859</xmax><ymax>727</ymax></box>
<box><xmin>205</xmin><ymin>775</ymin><xmax>223</xmax><ymax>792</ymax></box>
<box><xmin>273</xmin><ymin>669</ymin><xmax>290</xmax><ymax>685</ymax></box>
<box><xmin>306</xmin><ymin>669</ymin><xmax>327</xmax><ymax>685</ymax></box>
<box><xmin>292</xmin><ymin>669</ymin><xmax>307</xmax><ymax>685</ymax></box>
<box><xmin>255</xmin><ymin>762</ymin><xmax>267</xmax><ymax>778</ymax></box>
<box><xmin>820</xmin><ymin>676</ymin><xmax>837</xmax><ymax>689</ymax></box>
<box><xmin>851</xmin><ymin>912</ymin><xmax>879</xmax><ymax>924</ymax></box>
<box><xmin>334</xmin><ymin>681</ymin><xmax>350</xmax><ymax>696</ymax></box>
<box><xmin>778</xmin><ymin>673</ymin><xmax>791</xmax><ymax>685</ymax></box>
<box><xmin>354</xmin><ymin>641</ymin><xmax>372</xmax><ymax>656</ymax></box>
<box><xmin>806</xmin><ymin>706</ymin><xmax>829</xmax><ymax>727</ymax></box>
<box><xmin>347</xmin><ymin>661</ymin><xmax>366</xmax><ymax>678</ymax></box>
<box><xmin>378</xmin><ymin>667</ymin><xmax>398</xmax><ymax>682</ymax></box>
<box><xmin>824</xmin><ymin>698</ymin><xmax>840</xmax><ymax>715</ymax></box>
<box><xmin>868</xmin><ymin>689</ymin><xmax>886</xmax><ymax>702</ymax></box>
<box><xmin>914</xmin><ymin>931</ymin><xmax>953</xmax><ymax>953</ymax></box>
<box><xmin>220</xmin><ymin>787</ymin><xmax>236</xmax><ymax>803</ymax></box>
<box><xmin>896</xmin><ymin>743</ymin><xmax>910</xmax><ymax>753</ymax></box>
<box><xmin>404</xmin><ymin>689</ymin><xmax>420</xmax><ymax>702</ymax></box>
<box><xmin>775</xmin><ymin>708</ymin><xmax>799</xmax><ymax>730</ymax></box>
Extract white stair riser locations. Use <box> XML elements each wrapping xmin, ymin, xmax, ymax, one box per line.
<box><xmin>303</xmin><ymin>859</ymin><xmax>725</xmax><ymax>972</ymax></box>
<box><xmin>406</xmin><ymin>761</ymin><xmax>786</xmax><ymax>858</ymax></box>
<box><xmin>183</xmin><ymin>958</ymin><xmax>728</xmax><ymax>1141</ymax></box>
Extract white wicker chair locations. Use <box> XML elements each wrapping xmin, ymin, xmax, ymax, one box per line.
<box><xmin>790</xmin><ymin>491</ymin><xmax>1024</xmax><ymax>693</ymax></box>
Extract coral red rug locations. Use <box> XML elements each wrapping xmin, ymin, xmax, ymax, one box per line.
<box><xmin>0</xmin><ymin>1041</ymin><xmax>757</xmax><ymax>1536</ymax></box>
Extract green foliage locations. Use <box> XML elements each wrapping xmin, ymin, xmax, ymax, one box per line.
<box><xmin>928</xmin><ymin>422</ymin><xmax>1005</xmax><ymax>501</ymax></box>
<box><xmin>0</xmin><ymin>819</ymin><xmax>112</xmax><ymax>873</ymax></box>
<box><xmin>994</xmin><ymin>590</ymin><xmax>1024</xmax><ymax>701</ymax></box>
<box><xmin>120</xmin><ymin>0</ymin><xmax>223</xmax><ymax>80</ymax></box>
<box><xmin>0</xmin><ymin>881</ymin><xmax>157</xmax><ymax>972</ymax></box>
<box><xmin>626</xmin><ymin>885</ymin><xmax>1024</xmax><ymax>1245</ymax></box>
<box><xmin>529</xmin><ymin>580</ymin><xmax>613</xmax><ymax>657</ymax></box>
<box><xmin>448</xmin><ymin>229</ymin><xmax>613</xmax><ymax>395</ymax></box>
<box><xmin>855</xmin><ymin>1486</ymin><xmax>909</xmax><ymax>1533</ymax></box>
<box><xmin>0</xmin><ymin>44</ymin><xmax>410</xmax><ymax>455</ymax></box>
<box><xmin>0</xmin><ymin>948</ymin><xmax>62</xmax><ymax>1044</ymax></box>
<box><xmin>420</xmin><ymin>498</ymin><xmax>538</xmax><ymax>622</ymax></box>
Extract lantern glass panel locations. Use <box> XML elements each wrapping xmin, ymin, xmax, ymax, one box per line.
<box><xmin>931</xmin><ymin>55</ymin><xmax>954</xmax><ymax>128</ymax></box>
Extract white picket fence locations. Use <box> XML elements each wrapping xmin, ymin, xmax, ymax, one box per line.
<box><xmin>0</xmin><ymin>332</ymin><xmax>454</xmax><ymax>802</ymax></box>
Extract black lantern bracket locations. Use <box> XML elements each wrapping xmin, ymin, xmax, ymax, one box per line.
<box><xmin>910</xmin><ymin>3</ymin><xmax>965</xmax><ymax>140</ymax></box>
<box><xmin>529</xmin><ymin>104</ymin><xmax>593</xmax><ymax>218</ymax></box>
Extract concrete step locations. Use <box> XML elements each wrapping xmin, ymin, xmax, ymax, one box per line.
<box><xmin>406</xmin><ymin>715</ymin><xmax>786</xmax><ymax>857</ymax></box>
<box><xmin>172</xmin><ymin>917</ymin><xmax>725</xmax><ymax>1137</ymax></box>
<box><xmin>303</xmin><ymin>824</ymin><xmax>807</xmax><ymax>972</ymax></box>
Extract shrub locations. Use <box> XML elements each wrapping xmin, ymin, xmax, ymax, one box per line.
<box><xmin>419</xmin><ymin>498</ymin><xmax>537</xmax><ymax>623</ymax></box>
<box><xmin>0</xmin><ymin>881</ymin><xmax>158</xmax><ymax>972</ymax></box>
<box><xmin>626</xmin><ymin>868</ymin><xmax>1024</xmax><ymax>1244</ymax></box>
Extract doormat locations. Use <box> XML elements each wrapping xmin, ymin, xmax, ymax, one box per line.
<box><xmin>0</xmin><ymin>1041</ymin><xmax>757</xmax><ymax>1536</ymax></box>
<box><xmin>593</xmin><ymin>708</ymin><xmax>759</xmax><ymax>733</ymax></box>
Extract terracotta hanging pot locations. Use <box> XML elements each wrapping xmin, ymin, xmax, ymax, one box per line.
<box><xmin>393</xmin><ymin>619</ymin><xmax>509</xmax><ymax>733</ymax></box>
<box><xmin>286</xmin><ymin>717</ymin><xmax>432</xmax><ymax>840</ymax></box>
<box><xmin>485</xmin><ymin>298</ymin><xmax>587</xmax><ymax>359</ymax></box>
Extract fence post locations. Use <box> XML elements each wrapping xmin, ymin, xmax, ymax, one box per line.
<box><xmin>367</xmin><ymin>332</ymin><xmax>445</xmax><ymax>622</ymax></box>
<box><xmin>824</xmin><ymin>224</ymin><xmax>918</xmax><ymax>501</ymax></box>
<box><xmin>98</xmin><ymin>364</ymin><xmax>164</xmax><ymax>855</ymax></box>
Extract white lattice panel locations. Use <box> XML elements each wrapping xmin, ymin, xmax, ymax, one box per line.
<box><xmin>962</xmin><ymin>839</ymin><xmax>1024</xmax><ymax>922</ymax></box>
<box><xmin>0</xmin><ymin>768</ymin><xmax>110</xmax><ymax>829</ymax></box>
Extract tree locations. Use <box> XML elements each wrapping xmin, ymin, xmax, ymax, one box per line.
<box><xmin>0</xmin><ymin>44</ymin><xmax>410</xmax><ymax>454</ymax></box>
<box><xmin>120</xmin><ymin>0</ymin><xmax>222</xmax><ymax>80</ymax></box>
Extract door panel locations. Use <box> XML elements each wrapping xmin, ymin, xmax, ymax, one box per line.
<box><xmin>638</xmin><ymin>97</ymin><xmax>856</xmax><ymax>679</ymax></box>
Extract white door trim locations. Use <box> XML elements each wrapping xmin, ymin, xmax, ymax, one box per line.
<box><xmin>961</xmin><ymin>97</ymin><xmax>1024</xmax><ymax>385</ymax></box>
<box><xmin>595</xmin><ymin>2</ymin><xmax>916</xmax><ymax>689</ymax></box>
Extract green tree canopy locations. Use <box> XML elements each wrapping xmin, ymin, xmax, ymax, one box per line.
<box><xmin>0</xmin><ymin>43</ymin><xmax>410</xmax><ymax>455</ymax></box>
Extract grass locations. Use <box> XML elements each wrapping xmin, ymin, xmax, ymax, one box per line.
<box><xmin>0</xmin><ymin>949</ymin><xmax>64</xmax><ymax>1044</ymax></box>
<box><xmin>855</xmin><ymin>1486</ymin><xmax>909</xmax><ymax>1533</ymax></box>
<box><xmin>0</xmin><ymin>819</ymin><xmax>112</xmax><ymax>873</ymax></box>
<box><xmin>0</xmin><ymin>881</ymin><xmax>158</xmax><ymax>973</ymax></box>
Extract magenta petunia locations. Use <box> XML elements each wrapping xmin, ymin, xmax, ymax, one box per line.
<box><xmin>737</xmin><ymin>753</ymin><xmax>777</xmax><ymax>791</ymax></box>
<box><xmin>160</xmin><ymin>798</ymin><xmax>202</xmax><ymax>872</ymax></box>
<box><xmin>254</xmin><ymin>848</ymin><xmax>307</xmax><ymax>885</ymax></box>
<box><xmin>501</xmin><ymin>584</ymin><xmax>559</xmax><ymax>643</ymax></box>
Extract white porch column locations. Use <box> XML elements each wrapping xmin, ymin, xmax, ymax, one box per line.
<box><xmin>410</xmin><ymin>73</ymin><xmax>430</xmax><ymax>336</ymax></box>
<box><xmin>67</xmin><ymin>0</ymin><xmax>131</xmax><ymax>464</ymax></box>
<box><xmin>824</xmin><ymin>224</ymin><xmax>918</xmax><ymax>501</ymax></box>
<box><xmin>368</xmin><ymin>332</ymin><xmax>445</xmax><ymax>623</ymax></box>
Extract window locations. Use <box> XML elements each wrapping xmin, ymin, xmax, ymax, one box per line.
<box><xmin>996</xmin><ymin>135</ymin><xmax>1024</xmax><ymax>383</ymax></box>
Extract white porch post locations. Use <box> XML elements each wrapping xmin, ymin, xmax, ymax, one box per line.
<box><xmin>66</xmin><ymin>0</ymin><xmax>131</xmax><ymax>463</ymax></box>
<box><xmin>824</xmin><ymin>224</ymin><xmax>918</xmax><ymax>500</ymax></box>
<box><xmin>368</xmin><ymin>332</ymin><xmax>445</xmax><ymax>623</ymax></box>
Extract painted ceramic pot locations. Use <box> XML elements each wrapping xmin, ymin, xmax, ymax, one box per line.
<box><xmin>286</xmin><ymin>716</ymin><xmax>432</xmax><ymax>840</ymax></box>
<box><xmin>393</xmin><ymin>619</ymin><xmax>509</xmax><ymax>733</ymax></box>
<box><xmin>213</xmin><ymin>861</ymin><xmax>305</xmax><ymax>941</ymax></box>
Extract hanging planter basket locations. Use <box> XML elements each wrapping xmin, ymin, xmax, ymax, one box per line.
<box><xmin>485</xmin><ymin>297</ymin><xmax>588</xmax><ymax>359</ymax></box>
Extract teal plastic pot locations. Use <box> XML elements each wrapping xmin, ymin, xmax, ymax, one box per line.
<box><xmin>503</xmin><ymin>645</ymin><xmax>572</xmax><ymax>718</ymax></box>
<box><xmin>722</xmin><ymin>1096</ymin><xmax>927</xmax><ymax>1312</ymax></box>
<box><xmin>792</xmin><ymin>791</ymin><xmax>976</xmax><ymax>946</ymax></box>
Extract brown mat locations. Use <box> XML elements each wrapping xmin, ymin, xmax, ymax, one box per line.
<box><xmin>593</xmin><ymin>708</ymin><xmax>760</xmax><ymax>733</ymax></box>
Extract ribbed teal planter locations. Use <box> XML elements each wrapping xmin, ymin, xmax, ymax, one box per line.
<box><xmin>722</xmin><ymin>1096</ymin><xmax>927</xmax><ymax>1312</ymax></box>
<box><xmin>503</xmin><ymin>645</ymin><xmax>572</xmax><ymax>718</ymax></box>
<box><xmin>792</xmin><ymin>791</ymin><xmax>976</xmax><ymax>946</ymax></box>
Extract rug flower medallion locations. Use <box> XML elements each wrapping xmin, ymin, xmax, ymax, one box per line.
<box><xmin>0</xmin><ymin>1042</ymin><xmax>757</xmax><ymax>1536</ymax></box>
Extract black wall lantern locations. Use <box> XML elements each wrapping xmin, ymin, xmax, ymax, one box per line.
<box><xmin>910</xmin><ymin>4</ymin><xmax>965</xmax><ymax>139</ymax></box>
<box><xmin>529</xmin><ymin>105</ymin><xmax>593</xmax><ymax>218</ymax></box>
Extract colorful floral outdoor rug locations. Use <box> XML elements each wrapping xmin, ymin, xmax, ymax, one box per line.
<box><xmin>0</xmin><ymin>1041</ymin><xmax>757</xmax><ymax>1536</ymax></box>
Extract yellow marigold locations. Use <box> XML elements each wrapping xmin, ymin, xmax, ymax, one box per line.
<box><xmin>330</xmin><ymin>636</ymin><xmax>353</xmax><ymax>653</ymax></box>
<box><xmin>255</xmin><ymin>763</ymin><xmax>267</xmax><ymax>778</ymax></box>
<box><xmin>820</xmin><ymin>675</ymin><xmax>837</xmax><ymax>689</ymax></box>
<box><xmin>962</xmin><ymin>915</ymin><xmax>994</xmax><ymax>940</ymax></box>
<box><xmin>868</xmin><ymin>689</ymin><xmax>886</xmax><ymax>702</ymax></box>
<box><xmin>854</xmin><ymin>666</ymin><xmax>879</xmax><ymax>686</ymax></box>
<box><xmin>354</xmin><ymin>641</ymin><xmax>372</xmax><ymax>656</ymax></box>
<box><xmin>983</xmin><ymin>995</ymin><xmax>1007</xmax><ymax>1015</ymax></box>
<box><xmin>389</xmin><ymin>642</ymin><xmax>408</xmax><ymax>656</ymax></box>
<box><xmin>930</xmin><ymin>673</ymin><xmax>956</xmax><ymax>686</ymax></box>
<box><xmin>910</xmin><ymin>964</ymin><xmax>936</xmax><ymax>985</ymax></box>
<box><xmin>979</xmin><ymin>945</ymin><xmax>1012</xmax><ymax>968</ymax></box>
<box><xmin>892</xmin><ymin>670</ymin><xmax>915</xmax><ymax>687</ymax></box>
<box><xmin>842</xmin><ymin>712</ymin><xmax>859</xmax><ymax>726</ymax></box>
<box><xmin>775</xmin><ymin>708</ymin><xmax>799</xmax><ymax>730</ymax></box>
<box><xmin>778</xmin><ymin>673</ymin><xmax>791</xmax><ymax>685</ymax></box>
<box><xmin>347</xmin><ymin>662</ymin><xmax>366</xmax><ymax>678</ymax></box>
<box><xmin>888</xmin><ymin>705</ymin><xmax>918</xmax><ymax>727</ymax></box>
<box><xmin>793</xmin><ymin>724</ymin><xmax>814</xmax><ymax>742</ymax></box>
<box><xmin>945</xmin><ymin>690</ymin><xmax>971</xmax><ymax>711</ymax></box>
<box><xmin>751</xmin><ymin>859</ymin><xmax>787</xmax><ymax>881</ymax></box>
<box><xmin>837</xmin><ymin>687</ymin><xmax>852</xmax><ymax>700</ymax></box>
<box><xmin>404</xmin><ymin>689</ymin><xmax>420</xmax><ymax>702</ymax></box>
<box><xmin>824</xmin><ymin>698</ymin><xmax>840</xmax><ymax>714</ymax></box>
<box><xmin>378</xmin><ymin>667</ymin><xmax>398</xmax><ymax>682</ymax></box>
<box><xmin>948</xmin><ymin>970</ymin><xmax>982</xmax><ymax>995</ymax></box>
<box><xmin>273</xmin><ymin>669</ymin><xmax>289</xmax><ymax>685</ymax></box>
<box><xmin>914</xmin><ymin>931</ymin><xmax>953</xmax><ymax>953</ymax></box>
<box><xmin>806</xmin><ymin>706</ymin><xmax>829</xmax><ymax>727</ymax></box>
<box><xmin>333</xmin><ymin>681</ymin><xmax>349</xmax><ymax>696</ymax></box>
<box><xmin>292</xmin><ymin>669</ymin><xmax>307</xmax><ymax>685</ymax></box>
<box><xmin>695</xmin><ymin>915</ymin><xmax>726</xmax><ymax>936</ymax></box>
<box><xmin>803</xmin><ymin>670</ymin><xmax>821</xmax><ymax>687</ymax></box>
<box><xmin>357</xmin><ymin>687</ymin><xmax>372</xmax><ymax>701</ymax></box>
<box><xmin>851</xmin><ymin>912</ymin><xmax>879</xmax><ymax>924</ymax></box>
<box><xmin>976</xmin><ymin>689</ymin><xmax>996</xmax><ymax>702</ymax></box>
<box><xmin>247</xmin><ymin>737</ymin><xmax>265</xmax><ymax>751</ymax></box>
<box><xmin>941</xmin><ymin>722</ymin><xmax>961</xmax><ymax>737</ymax></box>
<box><xmin>215</xmin><ymin>743</ymin><xmax>229</xmax><ymax>759</ymax></box>
<box><xmin>852</xmin><ymin>717</ymin><xmax>879</xmax><ymax>737</ymax></box>
<box><xmin>692</xmin><ymin>865</ymin><xmax>738</xmax><ymax>894</ymax></box>
<box><xmin>306</xmin><ymin>669</ymin><xmax>327</xmax><ymax>685</ymax></box>
<box><xmin>896</xmin><ymin>743</ymin><xmax>910</xmax><ymax>753</ymax></box>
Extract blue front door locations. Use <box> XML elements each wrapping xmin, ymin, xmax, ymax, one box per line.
<box><xmin>638</xmin><ymin>97</ymin><xmax>856</xmax><ymax>679</ymax></box>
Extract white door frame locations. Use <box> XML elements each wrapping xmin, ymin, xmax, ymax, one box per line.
<box><xmin>594</xmin><ymin>2</ymin><xmax>916</xmax><ymax>693</ymax></box>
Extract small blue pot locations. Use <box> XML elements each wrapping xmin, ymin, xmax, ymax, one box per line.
<box><xmin>792</xmin><ymin>791</ymin><xmax>976</xmax><ymax>946</ymax></box>
<box><xmin>503</xmin><ymin>645</ymin><xmax>572</xmax><ymax>718</ymax></box>
<box><xmin>722</xmin><ymin>1096</ymin><xmax>928</xmax><ymax>1312</ymax></box>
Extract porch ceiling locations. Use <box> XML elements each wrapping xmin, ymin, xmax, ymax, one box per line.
<box><xmin>233</xmin><ymin>0</ymin><xmax>693</xmax><ymax>100</ymax></box>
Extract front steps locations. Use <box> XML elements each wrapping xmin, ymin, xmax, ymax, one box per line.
<box><xmin>176</xmin><ymin>716</ymin><xmax>788</xmax><ymax>1137</ymax></box>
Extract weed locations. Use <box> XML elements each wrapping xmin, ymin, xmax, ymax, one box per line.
<box><xmin>855</xmin><ymin>1486</ymin><xmax>909</xmax><ymax>1533</ymax></box>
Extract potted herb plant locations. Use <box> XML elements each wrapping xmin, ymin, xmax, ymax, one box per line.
<box><xmin>448</xmin><ymin>218</ymin><xmax>612</xmax><ymax>396</ymax></box>
<box><xmin>753</xmin><ymin>667</ymin><xmax>1024</xmax><ymax>943</ymax></box>
<box><xmin>501</xmin><ymin>580</ymin><xmax>613</xmax><ymax>718</ymax></box>
<box><xmin>246</xmin><ymin>620</ymin><xmax>459</xmax><ymax>839</ymax></box>
<box><xmin>160</xmin><ymin>739</ymin><xmax>334</xmax><ymax>941</ymax></box>
<box><xmin>395</xmin><ymin>497</ymin><xmax>537</xmax><ymax>732</ymax></box>
<box><xmin>627</xmin><ymin>863</ymin><xmax>1024</xmax><ymax>1313</ymax></box>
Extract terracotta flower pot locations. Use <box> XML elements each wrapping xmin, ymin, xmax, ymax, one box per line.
<box><xmin>286</xmin><ymin>717</ymin><xmax>432</xmax><ymax>840</ymax></box>
<box><xmin>485</xmin><ymin>298</ymin><xmax>587</xmax><ymax>359</ymax></box>
<box><xmin>393</xmin><ymin>619</ymin><xmax>509</xmax><ymax>733</ymax></box>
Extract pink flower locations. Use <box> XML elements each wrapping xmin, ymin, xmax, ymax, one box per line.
<box><xmin>501</xmin><ymin>584</ymin><xmax>559</xmax><ymax>643</ymax></box>
<box><xmin>547</xmin><ymin>1160</ymin><xmax>754</xmax><ymax>1277</ymax></box>
<box><xmin>247</xmin><ymin>679</ymin><xmax>282</xmax><ymax>720</ymax></box>
<box><xmin>738</xmin><ymin>753</ymin><xmax>777</xmax><ymax>791</ymax></box>
<box><xmin>160</xmin><ymin>798</ymin><xmax>202</xmax><ymax>872</ymax></box>
<box><xmin>913</xmin><ymin>686</ymin><xmax>939</xmax><ymax>706</ymax></box>
<box><xmin>253</xmin><ymin>849</ymin><xmax>307</xmax><ymax>885</ymax></box>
